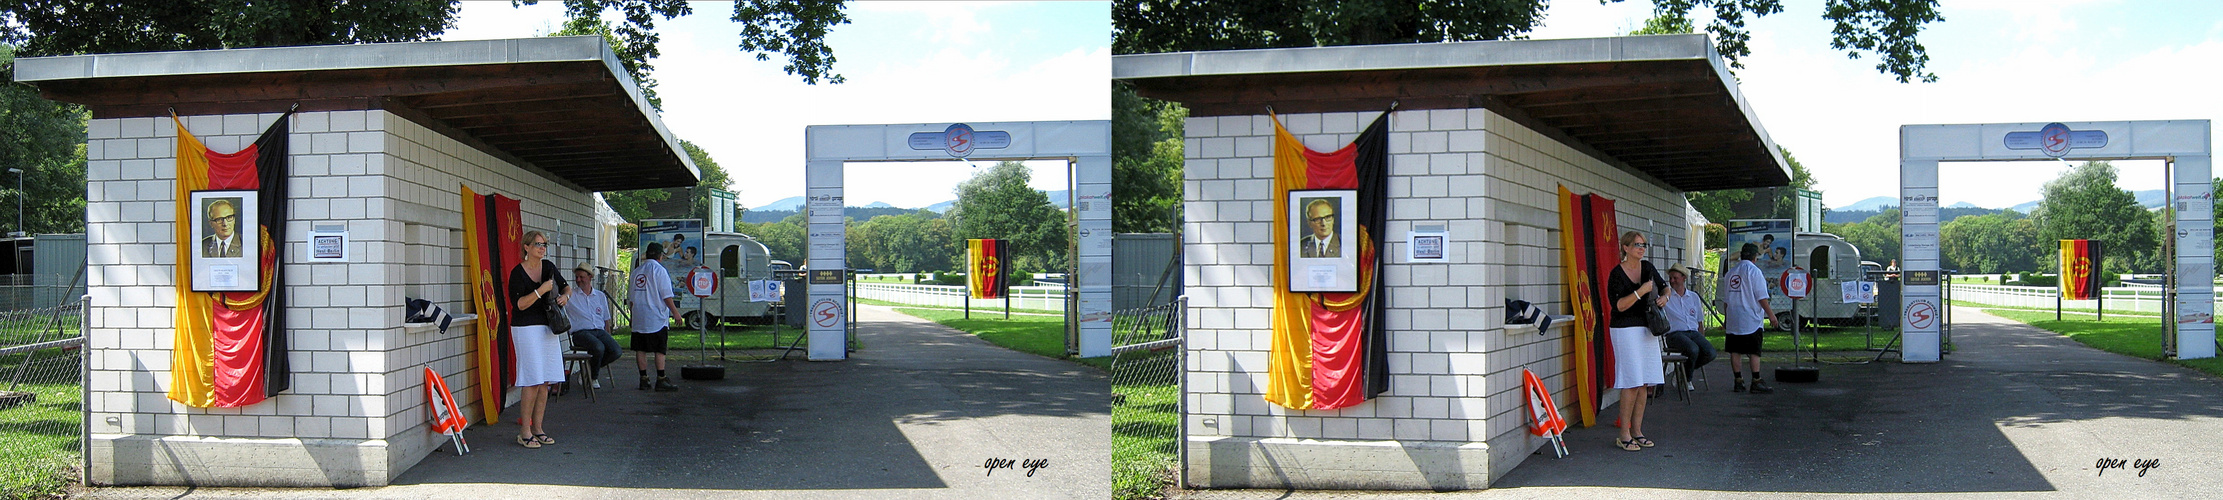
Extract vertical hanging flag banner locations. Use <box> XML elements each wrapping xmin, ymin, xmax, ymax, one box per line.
<box><xmin>1556</xmin><ymin>186</ymin><xmax>1619</xmax><ymax>427</ymax></box>
<box><xmin>462</xmin><ymin>186</ymin><xmax>523</xmax><ymax>423</ymax></box>
<box><xmin>168</xmin><ymin>112</ymin><xmax>293</xmax><ymax>408</ymax></box>
<box><xmin>968</xmin><ymin>238</ymin><xmax>1008</xmax><ymax>299</ymax></box>
<box><xmin>1263</xmin><ymin>110</ymin><xmax>1390</xmax><ymax>411</ymax></box>
<box><xmin>2059</xmin><ymin>239</ymin><xmax>2104</xmax><ymax>300</ymax></box>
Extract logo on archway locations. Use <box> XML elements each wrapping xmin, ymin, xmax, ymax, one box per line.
<box><xmin>1907</xmin><ymin>299</ymin><xmax>1938</xmax><ymax>330</ymax></box>
<box><xmin>2005</xmin><ymin>122</ymin><xmax>2109</xmax><ymax>158</ymax></box>
<box><xmin>811</xmin><ymin>298</ymin><xmax>843</xmax><ymax>328</ymax></box>
<box><xmin>909</xmin><ymin>123</ymin><xmax>1012</xmax><ymax>158</ymax></box>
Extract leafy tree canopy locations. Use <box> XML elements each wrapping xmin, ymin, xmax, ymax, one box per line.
<box><xmin>1114</xmin><ymin>0</ymin><xmax>1942</xmax><ymax>82</ymax></box>
<box><xmin>953</xmin><ymin>161</ymin><xmax>1069</xmax><ymax>276</ymax></box>
<box><xmin>0</xmin><ymin>46</ymin><xmax>88</xmax><ymax>236</ymax></box>
<box><xmin>1</xmin><ymin>0</ymin><xmax>851</xmax><ymax>104</ymax></box>
<box><xmin>2036</xmin><ymin>161</ymin><xmax>2158</xmax><ymax>274</ymax></box>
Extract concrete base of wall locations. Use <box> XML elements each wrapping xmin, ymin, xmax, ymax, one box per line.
<box><xmin>88</xmin><ymin>434</ymin><xmax>395</xmax><ymax>487</ymax></box>
<box><xmin>1185</xmin><ymin>436</ymin><xmax>1493</xmax><ymax>491</ymax></box>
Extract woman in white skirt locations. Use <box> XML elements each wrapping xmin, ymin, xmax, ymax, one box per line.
<box><xmin>508</xmin><ymin>230</ymin><xmax>568</xmax><ymax>449</ymax></box>
<box><xmin>1605</xmin><ymin>230</ymin><xmax>1667</xmax><ymax>451</ymax></box>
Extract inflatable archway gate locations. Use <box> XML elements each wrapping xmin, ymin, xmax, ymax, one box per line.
<box><xmin>802</xmin><ymin>121</ymin><xmax>1113</xmax><ymax>361</ymax></box>
<box><xmin>1899</xmin><ymin>120</ymin><xmax>2214</xmax><ymax>361</ymax></box>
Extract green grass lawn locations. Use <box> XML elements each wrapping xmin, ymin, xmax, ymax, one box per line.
<box><xmin>891</xmin><ymin>307</ymin><xmax>1111</xmax><ymax>370</ymax></box>
<box><xmin>1112</xmin><ymin>355</ymin><xmax>1177</xmax><ymax>500</ymax></box>
<box><xmin>1703</xmin><ymin>323</ymin><xmax>1900</xmax><ymax>354</ymax></box>
<box><xmin>1982</xmin><ymin>308</ymin><xmax>2223</xmax><ymax>378</ymax></box>
<box><xmin>609</xmin><ymin>323</ymin><xmax>808</xmax><ymax>358</ymax></box>
<box><xmin>0</xmin><ymin>348</ymin><xmax>83</xmax><ymax>499</ymax></box>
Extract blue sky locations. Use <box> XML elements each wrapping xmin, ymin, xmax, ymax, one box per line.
<box><xmin>447</xmin><ymin>1</ymin><xmax>1110</xmax><ymax>210</ymax></box>
<box><xmin>1534</xmin><ymin>0</ymin><xmax>2223</xmax><ymax>210</ymax></box>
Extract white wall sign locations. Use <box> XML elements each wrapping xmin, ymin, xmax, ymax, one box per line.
<box><xmin>307</xmin><ymin>223</ymin><xmax>348</xmax><ymax>262</ymax></box>
<box><xmin>1408</xmin><ymin>224</ymin><xmax>1447</xmax><ymax>263</ymax></box>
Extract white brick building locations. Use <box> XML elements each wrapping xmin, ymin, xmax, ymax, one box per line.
<box><xmin>1117</xmin><ymin>35</ymin><xmax>1792</xmax><ymax>489</ymax></box>
<box><xmin>20</xmin><ymin>37</ymin><xmax>695</xmax><ymax>486</ymax></box>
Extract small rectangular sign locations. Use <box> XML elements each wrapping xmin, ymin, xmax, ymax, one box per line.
<box><xmin>809</xmin><ymin>269</ymin><xmax>845</xmax><ymax>285</ymax></box>
<box><xmin>1903</xmin><ymin>270</ymin><xmax>1940</xmax><ymax>286</ymax></box>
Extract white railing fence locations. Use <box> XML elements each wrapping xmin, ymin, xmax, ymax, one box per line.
<box><xmin>855</xmin><ymin>282</ymin><xmax>1068</xmax><ymax>311</ymax></box>
<box><xmin>1950</xmin><ymin>284</ymin><xmax>2181</xmax><ymax>314</ymax></box>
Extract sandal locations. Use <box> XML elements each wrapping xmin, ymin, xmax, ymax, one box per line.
<box><xmin>1615</xmin><ymin>438</ymin><xmax>1642</xmax><ymax>452</ymax></box>
<box><xmin>1632</xmin><ymin>436</ymin><xmax>1656</xmax><ymax>448</ymax></box>
<box><xmin>534</xmin><ymin>434</ymin><xmax>556</xmax><ymax>445</ymax></box>
<box><xmin>516</xmin><ymin>435</ymin><xmax>541</xmax><ymax>449</ymax></box>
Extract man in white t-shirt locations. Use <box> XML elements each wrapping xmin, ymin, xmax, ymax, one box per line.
<box><xmin>1721</xmin><ymin>243</ymin><xmax>1775</xmax><ymax>394</ymax></box>
<box><xmin>629</xmin><ymin>243</ymin><xmax>682</xmax><ymax>392</ymax></box>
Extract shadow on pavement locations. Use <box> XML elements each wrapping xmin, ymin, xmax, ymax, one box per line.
<box><xmin>391</xmin><ymin>304</ymin><xmax>1109</xmax><ymax>494</ymax></box>
<box><xmin>1491</xmin><ymin>307</ymin><xmax>2223</xmax><ymax>494</ymax></box>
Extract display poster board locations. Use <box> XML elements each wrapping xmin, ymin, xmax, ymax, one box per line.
<box><xmin>638</xmin><ymin>219</ymin><xmax>704</xmax><ymax>303</ymax></box>
<box><xmin>1725</xmin><ymin>219</ymin><xmax>1795</xmax><ymax>304</ymax></box>
<box><xmin>190</xmin><ymin>190</ymin><xmax>260</xmax><ymax>292</ymax></box>
<box><xmin>1288</xmin><ymin>189</ymin><xmax>1359</xmax><ymax>292</ymax></box>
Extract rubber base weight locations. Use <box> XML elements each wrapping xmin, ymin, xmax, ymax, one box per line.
<box><xmin>1774</xmin><ymin>366</ymin><xmax>1819</xmax><ymax>383</ymax></box>
<box><xmin>680</xmin><ymin>365</ymin><xmax>725</xmax><ymax>380</ymax></box>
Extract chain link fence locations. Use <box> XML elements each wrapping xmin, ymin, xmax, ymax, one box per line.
<box><xmin>0</xmin><ymin>270</ymin><xmax>87</xmax><ymax>498</ymax></box>
<box><xmin>1110</xmin><ymin>296</ymin><xmax>1183</xmax><ymax>499</ymax></box>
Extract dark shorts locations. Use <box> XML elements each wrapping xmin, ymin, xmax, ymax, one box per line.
<box><xmin>1724</xmin><ymin>331</ymin><xmax>1764</xmax><ymax>355</ymax></box>
<box><xmin>630</xmin><ymin>327</ymin><xmax>670</xmax><ymax>353</ymax></box>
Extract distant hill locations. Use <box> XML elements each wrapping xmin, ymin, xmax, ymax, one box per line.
<box><xmin>1946</xmin><ymin>201</ymin><xmax>1980</xmax><ymax>209</ymax></box>
<box><xmin>1826</xmin><ymin>206</ymin><xmax>2025</xmax><ymax>226</ymax></box>
<box><xmin>1840</xmin><ymin>196</ymin><xmax>1897</xmax><ymax>212</ymax></box>
<box><xmin>864</xmin><ymin>202</ymin><xmax>896</xmax><ymax>208</ymax></box>
<box><xmin>753</xmin><ymin>196</ymin><xmax>805</xmax><ymax>212</ymax></box>
<box><xmin>741</xmin><ymin>206</ymin><xmax>944</xmax><ymax>224</ymax></box>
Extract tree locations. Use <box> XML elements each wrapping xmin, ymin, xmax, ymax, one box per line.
<box><xmin>2036</xmin><ymin>161</ymin><xmax>2157</xmax><ymax>274</ymax></box>
<box><xmin>1834</xmin><ymin>209</ymin><xmax>1901</xmax><ymax>269</ymax></box>
<box><xmin>1687</xmin><ymin>145</ymin><xmax>1814</xmax><ymax>222</ymax></box>
<box><xmin>1113</xmin><ymin>83</ymin><xmax>1184</xmax><ymax>233</ymax></box>
<box><xmin>679</xmin><ymin>140</ymin><xmax>732</xmax><ymax>220</ymax></box>
<box><xmin>847</xmin><ymin>210</ymin><xmax>956</xmax><ymax>273</ymax></box>
<box><xmin>1114</xmin><ymin>0</ymin><xmax>1943</xmax><ymax>82</ymax></box>
<box><xmin>2</xmin><ymin>1</ymin><xmax>852</xmax><ymax>102</ymax></box>
<box><xmin>0</xmin><ymin>46</ymin><xmax>88</xmax><ymax>236</ymax></box>
<box><xmin>953</xmin><ymin>161</ymin><xmax>1068</xmax><ymax>278</ymax></box>
<box><xmin>1939</xmin><ymin>211</ymin><xmax>2037</xmax><ymax>274</ymax></box>
<box><xmin>737</xmin><ymin>213</ymin><xmax>807</xmax><ymax>264</ymax></box>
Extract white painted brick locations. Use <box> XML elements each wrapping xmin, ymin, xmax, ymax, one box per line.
<box><xmin>330</xmin><ymin>111</ymin><xmax>366</xmax><ymax>132</ymax></box>
<box><xmin>347</xmin><ymin>131</ymin><xmax>382</xmax><ymax>153</ymax></box>
<box><xmin>121</xmin><ymin>117</ymin><xmax>155</xmax><ymax>138</ymax></box>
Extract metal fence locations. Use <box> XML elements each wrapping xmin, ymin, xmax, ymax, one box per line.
<box><xmin>1109</xmin><ymin>296</ymin><xmax>1184</xmax><ymax>499</ymax></box>
<box><xmin>0</xmin><ymin>271</ymin><xmax>87</xmax><ymax>497</ymax></box>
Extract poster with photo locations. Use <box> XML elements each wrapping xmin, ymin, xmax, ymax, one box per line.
<box><xmin>1288</xmin><ymin>189</ymin><xmax>1358</xmax><ymax>293</ymax></box>
<box><xmin>190</xmin><ymin>190</ymin><xmax>260</xmax><ymax>292</ymax></box>
<box><xmin>1725</xmin><ymin>219</ymin><xmax>1794</xmax><ymax>305</ymax></box>
<box><xmin>639</xmin><ymin>219</ymin><xmax>705</xmax><ymax>307</ymax></box>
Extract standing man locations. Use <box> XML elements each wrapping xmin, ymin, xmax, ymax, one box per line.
<box><xmin>202</xmin><ymin>199</ymin><xmax>243</xmax><ymax>258</ymax></box>
<box><xmin>563</xmin><ymin>263</ymin><xmax>619</xmax><ymax>389</ymax></box>
<box><xmin>1722</xmin><ymin>243</ymin><xmax>1775</xmax><ymax>394</ymax></box>
<box><xmin>1662</xmin><ymin>267</ymin><xmax>1715</xmax><ymax>390</ymax></box>
<box><xmin>629</xmin><ymin>243</ymin><xmax>682</xmax><ymax>392</ymax></box>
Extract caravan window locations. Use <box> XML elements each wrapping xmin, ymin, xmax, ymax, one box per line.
<box><xmin>722</xmin><ymin>245</ymin><xmax>741</xmax><ymax>278</ymax></box>
<box><xmin>1811</xmin><ymin>245</ymin><xmax>1830</xmax><ymax>276</ymax></box>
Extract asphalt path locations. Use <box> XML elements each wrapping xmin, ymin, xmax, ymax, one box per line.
<box><xmin>77</xmin><ymin>304</ymin><xmax>1109</xmax><ymax>499</ymax></box>
<box><xmin>1168</xmin><ymin>306</ymin><xmax>2223</xmax><ymax>499</ymax></box>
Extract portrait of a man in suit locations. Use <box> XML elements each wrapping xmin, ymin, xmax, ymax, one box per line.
<box><xmin>1300</xmin><ymin>197</ymin><xmax>1340</xmax><ymax>258</ymax></box>
<box><xmin>203</xmin><ymin>198</ymin><xmax>243</xmax><ymax>258</ymax></box>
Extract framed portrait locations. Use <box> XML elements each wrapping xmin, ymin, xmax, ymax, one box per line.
<box><xmin>1288</xmin><ymin>189</ymin><xmax>1358</xmax><ymax>293</ymax></box>
<box><xmin>190</xmin><ymin>190</ymin><xmax>260</xmax><ymax>292</ymax></box>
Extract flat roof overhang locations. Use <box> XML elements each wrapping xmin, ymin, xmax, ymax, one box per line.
<box><xmin>15</xmin><ymin>36</ymin><xmax>697</xmax><ymax>192</ymax></box>
<box><xmin>1115</xmin><ymin>34</ymin><xmax>1791</xmax><ymax>191</ymax></box>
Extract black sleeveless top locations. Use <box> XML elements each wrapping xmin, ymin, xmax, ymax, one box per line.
<box><xmin>1605</xmin><ymin>260</ymin><xmax>1665</xmax><ymax>328</ymax></box>
<box><xmin>507</xmin><ymin>260</ymin><xmax>568</xmax><ymax>326</ymax></box>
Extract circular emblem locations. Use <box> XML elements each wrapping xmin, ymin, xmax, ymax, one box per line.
<box><xmin>1907</xmin><ymin>299</ymin><xmax>1937</xmax><ymax>330</ymax></box>
<box><xmin>2039</xmin><ymin>122</ymin><xmax>2073</xmax><ymax>157</ymax></box>
<box><xmin>811</xmin><ymin>298</ymin><xmax>843</xmax><ymax>328</ymax></box>
<box><xmin>944</xmin><ymin>123</ymin><xmax>976</xmax><ymax>157</ymax></box>
<box><xmin>687</xmin><ymin>266</ymin><xmax>717</xmax><ymax>297</ymax></box>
